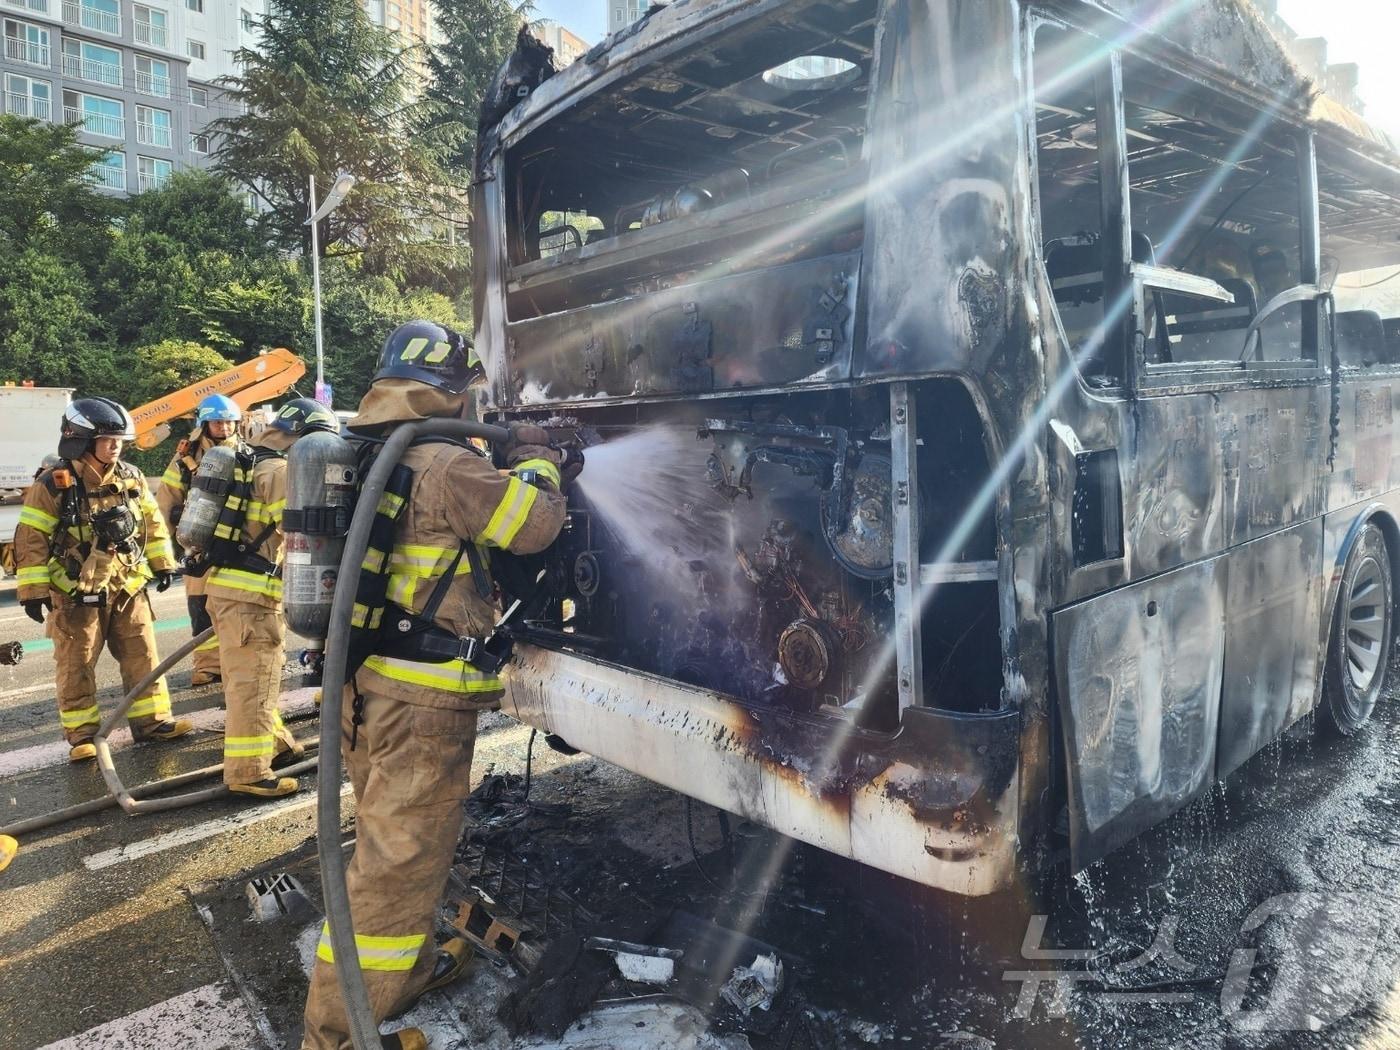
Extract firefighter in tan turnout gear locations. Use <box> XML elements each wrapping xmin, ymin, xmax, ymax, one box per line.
<box><xmin>301</xmin><ymin>322</ymin><xmax>573</xmax><ymax>1050</ymax></box>
<box><xmin>14</xmin><ymin>398</ymin><xmax>193</xmax><ymax>762</ymax></box>
<box><xmin>199</xmin><ymin>398</ymin><xmax>339</xmax><ymax>799</ymax></box>
<box><xmin>155</xmin><ymin>394</ymin><xmax>244</xmax><ymax>687</ymax></box>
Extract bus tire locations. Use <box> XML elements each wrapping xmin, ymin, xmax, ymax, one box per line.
<box><xmin>1322</xmin><ymin>522</ymin><xmax>1394</xmax><ymax>736</ymax></box>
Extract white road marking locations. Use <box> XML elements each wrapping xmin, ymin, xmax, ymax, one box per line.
<box><xmin>0</xmin><ymin>691</ymin><xmax>318</xmax><ymax>778</ymax></box>
<box><xmin>83</xmin><ymin>783</ymin><xmax>351</xmax><ymax>871</ymax></box>
<box><xmin>0</xmin><ymin>681</ymin><xmax>57</xmax><ymax>701</ymax></box>
<box><xmin>35</xmin><ymin>981</ymin><xmax>263</xmax><ymax>1050</ymax></box>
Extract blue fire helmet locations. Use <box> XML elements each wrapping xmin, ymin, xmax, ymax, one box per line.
<box><xmin>195</xmin><ymin>394</ymin><xmax>243</xmax><ymax>425</ymax></box>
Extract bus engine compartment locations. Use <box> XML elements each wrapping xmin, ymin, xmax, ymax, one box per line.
<box><xmin>505</xmin><ymin>381</ymin><xmax>1002</xmax><ymax>735</ymax></box>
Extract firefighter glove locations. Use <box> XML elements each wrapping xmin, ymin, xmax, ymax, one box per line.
<box><xmin>503</xmin><ymin>421</ymin><xmax>559</xmax><ymax>468</ymax></box>
<box><xmin>155</xmin><ymin>570</ymin><xmax>176</xmax><ymax>592</ymax></box>
<box><xmin>22</xmin><ymin>598</ymin><xmax>51</xmax><ymax>624</ymax></box>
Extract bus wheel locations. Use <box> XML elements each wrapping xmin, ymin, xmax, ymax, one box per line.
<box><xmin>1322</xmin><ymin>523</ymin><xmax>1394</xmax><ymax>736</ymax></box>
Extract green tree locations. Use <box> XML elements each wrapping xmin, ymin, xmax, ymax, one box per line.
<box><xmin>422</xmin><ymin>0</ymin><xmax>532</xmax><ymax>174</ymax></box>
<box><xmin>0</xmin><ymin>115</ymin><xmax>115</xmax><ymax>262</ymax></box>
<box><xmin>0</xmin><ymin>249</ymin><xmax>107</xmax><ymax>388</ymax></box>
<box><xmin>211</xmin><ymin>0</ymin><xmax>458</xmax><ymax>281</ymax></box>
<box><xmin>124</xmin><ymin>339</ymin><xmax>234</xmax><ymax>405</ymax></box>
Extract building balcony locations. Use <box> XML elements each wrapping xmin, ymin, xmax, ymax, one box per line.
<box><xmin>136</xmin><ymin>119</ymin><xmax>169</xmax><ymax>147</ymax></box>
<box><xmin>61</xmin><ymin>54</ymin><xmax>123</xmax><ymax>87</ymax></box>
<box><xmin>5</xmin><ymin>91</ymin><xmax>51</xmax><ymax>119</ymax></box>
<box><xmin>92</xmin><ymin>164</ymin><xmax>125</xmax><ymax>191</ymax></box>
<box><xmin>137</xmin><ymin>170</ymin><xmax>167</xmax><ymax>192</ymax></box>
<box><xmin>3</xmin><ymin>0</ymin><xmax>50</xmax><ymax>15</ymax></box>
<box><xmin>133</xmin><ymin>21</ymin><xmax>166</xmax><ymax>48</ymax></box>
<box><xmin>61</xmin><ymin>1</ymin><xmax>119</xmax><ymax>35</ymax></box>
<box><xmin>3</xmin><ymin>37</ymin><xmax>49</xmax><ymax>67</ymax></box>
<box><xmin>134</xmin><ymin>70</ymin><xmax>169</xmax><ymax>98</ymax></box>
<box><xmin>64</xmin><ymin>105</ymin><xmax>123</xmax><ymax>138</ymax></box>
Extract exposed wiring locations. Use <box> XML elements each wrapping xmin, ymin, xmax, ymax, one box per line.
<box><xmin>522</xmin><ymin>727</ymin><xmax>537</xmax><ymax>802</ymax></box>
<box><xmin>685</xmin><ymin>796</ymin><xmax>728</xmax><ymax>891</ymax></box>
<box><xmin>1338</xmin><ymin>267</ymin><xmax>1400</xmax><ymax>290</ymax></box>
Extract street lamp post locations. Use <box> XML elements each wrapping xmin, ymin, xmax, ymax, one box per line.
<box><xmin>306</xmin><ymin>169</ymin><xmax>357</xmax><ymax>406</ymax></box>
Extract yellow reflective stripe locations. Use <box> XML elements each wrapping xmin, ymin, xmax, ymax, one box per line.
<box><xmin>378</xmin><ymin>491</ymin><xmax>406</xmax><ymax>516</ymax></box>
<box><xmin>362</xmin><ymin>548</ymin><xmax>386</xmax><ymax>573</ymax></box>
<box><xmin>194</xmin><ymin>634</ymin><xmax>220</xmax><ymax>652</ymax></box>
<box><xmin>315</xmin><ymin>925</ymin><xmax>425</xmax><ymax>971</ymax></box>
<box><xmin>513</xmin><ymin>458</ymin><xmax>561</xmax><ymax>488</ymax></box>
<box><xmin>17</xmin><ymin>566</ymin><xmax>49</xmax><ymax>586</ymax></box>
<box><xmin>160</xmin><ymin>467</ymin><xmax>185</xmax><ymax>489</ymax></box>
<box><xmin>208</xmin><ymin>567</ymin><xmax>283</xmax><ymax>600</ymax></box>
<box><xmin>423</xmin><ymin>339</ymin><xmax>453</xmax><ymax>363</ymax></box>
<box><xmin>19</xmin><ymin>506</ymin><xmax>59</xmax><ymax>533</ymax></box>
<box><xmin>362</xmin><ymin>655</ymin><xmax>503</xmax><ymax>693</ymax></box>
<box><xmin>147</xmin><ymin>538</ymin><xmax>175</xmax><ymax>564</ymax></box>
<box><xmin>351</xmin><ymin>603</ymin><xmax>382</xmax><ymax>629</ymax></box>
<box><xmin>49</xmin><ymin>563</ymin><xmax>78</xmax><ymax>595</ymax></box>
<box><xmin>478</xmin><ymin>477</ymin><xmax>537</xmax><ymax>549</ymax></box>
<box><xmin>60</xmin><ymin>705</ymin><xmax>101</xmax><ymax>728</ymax></box>
<box><xmin>127</xmin><ymin>690</ymin><xmax>171</xmax><ymax>721</ymax></box>
<box><xmin>400</xmin><ymin>336</ymin><xmax>430</xmax><ymax>362</ymax></box>
<box><xmin>225</xmin><ymin>735</ymin><xmax>274</xmax><ymax>757</ymax></box>
<box><xmin>386</xmin><ymin>573</ymin><xmax>418</xmax><ymax>607</ymax></box>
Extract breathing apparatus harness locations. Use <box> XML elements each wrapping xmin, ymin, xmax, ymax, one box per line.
<box><xmin>345</xmin><ymin>434</ymin><xmax>512</xmax><ymax>670</ymax></box>
<box><xmin>44</xmin><ymin>458</ymin><xmax>147</xmax><ymax>608</ymax></box>
<box><xmin>182</xmin><ymin>442</ymin><xmax>283</xmax><ymax>579</ymax></box>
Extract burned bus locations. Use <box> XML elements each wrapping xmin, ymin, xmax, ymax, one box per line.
<box><xmin>470</xmin><ymin>0</ymin><xmax>1400</xmax><ymax>895</ymax></box>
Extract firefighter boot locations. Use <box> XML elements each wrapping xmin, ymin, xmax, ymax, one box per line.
<box><xmin>229</xmin><ymin>776</ymin><xmax>299</xmax><ymax>799</ymax></box>
<box><xmin>420</xmin><ymin>938</ymin><xmax>473</xmax><ymax>995</ymax></box>
<box><xmin>69</xmin><ymin>742</ymin><xmax>98</xmax><ymax>762</ymax></box>
<box><xmin>381</xmin><ymin>1030</ymin><xmax>427</xmax><ymax>1050</ymax></box>
<box><xmin>0</xmin><ymin>834</ymin><xmax>17</xmax><ymax>873</ymax></box>
<box><xmin>137</xmin><ymin>718</ymin><xmax>194</xmax><ymax>743</ymax></box>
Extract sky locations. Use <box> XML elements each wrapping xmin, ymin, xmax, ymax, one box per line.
<box><xmin>1276</xmin><ymin>1</ymin><xmax>1400</xmax><ymax>139</ymax></box>
<box><xmin>528</xmin><ymin>2</ymin><xmax>1400</xmax><ymax>140</ymax></box>
<box><xmin>531</xmin><ymin>0</ymin><xmax>605</xmax><ymax>44</ymax></box>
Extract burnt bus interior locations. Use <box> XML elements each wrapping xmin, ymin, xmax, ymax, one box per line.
<box><xmin>1034</xmin><ymin>21</ymin><xmax>1400</xmax><ymax>379</ymax></box>
<box><xmin>498</xmin><ymin>0</ymin><xmax>1005</xmax><ymax>731</ymax></box>
<box><xmin>503</xmin><ymin>0</ymin><xmax>877</xmax><ymax>321</ymax></box>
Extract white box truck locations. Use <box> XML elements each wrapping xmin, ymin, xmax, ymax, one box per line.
<box><xmin>1</xmin><ymin>386</ymin><xmax>72</xmax><ymax>575</ymax></box>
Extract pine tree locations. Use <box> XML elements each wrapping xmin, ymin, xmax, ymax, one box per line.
<box><xmin>211</xmin><ymin>0</ymin><xmax>457</xmax><ymax>280</ymax></box>
<box><xmin>423</xmin><ymin>0</ymin><xmax>533</xmax><ymax>176</ymax></box>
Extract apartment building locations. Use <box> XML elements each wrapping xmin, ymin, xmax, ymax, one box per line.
<box><xmin>606</xmin><ymin>0</ymin><xmax>653</xmax><ymax>35</ymax></box>
<box><xmin>535</xmin><ymin>19</ymin><xmax>587</xmax><ymax>67</ymax></box>
<box><xmin>0</xmin><ymin>0</ymin><xmax>264</xmax><ymax>194</ymax></box>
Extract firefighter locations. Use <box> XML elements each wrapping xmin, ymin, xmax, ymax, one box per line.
<box><xmin>300</xmin><ymin>322</ymin><xmax>574</xmax><ymax>1050</ymax></box>
<box><xmin>14</xmin><ymin>398</ymin><xmax>192</xmax><ymax>761</ymax></box>
<box><xmin>156</xmin><ymin>393</ymin><xmax>243</xmax><ymax>687</ymax></box>
<box><xmin>204</xmin><ymin>398</ymin><xmax>339</xmax><ymax>799</ymax></box>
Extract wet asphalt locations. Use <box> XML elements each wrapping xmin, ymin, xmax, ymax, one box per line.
<box><xmin>2</xmin><ymin>577</ymin><xmax>1399</xmax><ymax>1049</ymax></box>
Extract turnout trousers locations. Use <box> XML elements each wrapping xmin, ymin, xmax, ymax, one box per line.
<box><xmin>206</xmin><ymin>593</ymin><xmax>297</xmax><ymax>785</ymax></box>
<box><xmin>50</xmin><ymin>590</ymin><xmax>172</xmax><ymax>744</ymax></box>
<box><xmin>186</xmin><ymin>575</ymin><xmax>222</xmax><ymax>681</ymax></box>
<box><xmin>300</xmin><ymin>685</ymin><xmax>478</xmax><ymax>1050</ymax></box>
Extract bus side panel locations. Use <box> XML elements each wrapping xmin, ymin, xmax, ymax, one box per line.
<box><xmin>1215</xmin><ymin>520</ymin><xmax>1325</xmax><ymax>780</ymax></box>
<box><xmin>1052</xmin><ymin>556</ymin><xmax>1225</xmax><ymax>871</ymax></box>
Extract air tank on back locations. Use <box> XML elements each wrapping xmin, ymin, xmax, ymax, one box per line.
<box><xmin>283</xmin><ymin>428</ymin><xmax>358</xmax><ymax>643</ymax></box>
<box><xmin>176</xmin><ymin>444</ymin><xmax>237</xmax><ymax>554</ymax></box>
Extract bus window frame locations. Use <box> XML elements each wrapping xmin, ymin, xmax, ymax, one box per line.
<box><xmin>1029</xmin><ymin>11</ymin><xmax>1327</xmax><ymax>395</ymax></box>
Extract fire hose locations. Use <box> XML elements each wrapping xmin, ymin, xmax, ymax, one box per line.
<box><xmin>92</xmin><ymin>626</ymin><xmax>319</xmax><ymax>813</ymax></box>
<box><xmin>316</xmin><ymin>418</ymin><xmax>509</xmax><ymax>1050</ymax></box>
<box><xmin>1</xmin><ymin>627</ymin><xmax>320</xmax><ymax>838</ymax></box>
